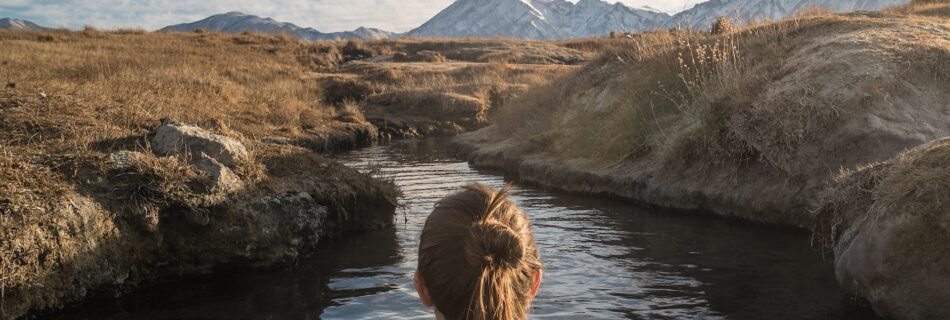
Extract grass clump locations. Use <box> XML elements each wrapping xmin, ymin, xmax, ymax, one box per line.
<box><xmin>711</xmin><ymin>17</ymin><xmax>737</xmax><ymax>34</ymax></box>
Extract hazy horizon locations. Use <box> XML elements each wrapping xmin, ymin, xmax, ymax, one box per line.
<box><xmin>0</xmin><ymin>0</ymin><xmax>704</xmax><ymax>33</ymax></box>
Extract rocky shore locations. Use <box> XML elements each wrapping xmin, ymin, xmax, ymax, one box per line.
<box><xmin>1</xmin><ymin>123</ymin><xmax>397</xmax><ymax>319</ymax></box>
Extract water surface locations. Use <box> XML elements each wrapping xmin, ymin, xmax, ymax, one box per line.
<box><xmin>59</xmin><ymin>138</ymin><xmax>879</xmax><ymax>319</ymax></box>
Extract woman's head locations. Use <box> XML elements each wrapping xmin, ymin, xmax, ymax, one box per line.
<box><xmin>415</xmin><ymin>183</ymin><xmax>543</xmax><ymax>320</ymax></box>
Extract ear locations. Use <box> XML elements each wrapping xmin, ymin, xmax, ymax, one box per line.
<box><xmin>415</xmin><ymin>271</ymin><xmax>434</xmax><ymax>307</ymax></box>
<box><xmin>530</xmin><ymin>269</ymin><xmax>543</xmax><ymax>298</ymax></box>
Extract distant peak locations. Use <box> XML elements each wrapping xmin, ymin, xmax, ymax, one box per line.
<box><xmin>0</xmin><ymin>17</ymin><xmax>47</xmax><ymax>30</ymax></box>
<box><xmin>218</xmin><ymin>11</ymin><xmax>249</xmax><ymax>17</ymax></box>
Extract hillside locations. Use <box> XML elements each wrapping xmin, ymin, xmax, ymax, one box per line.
<box><xmin>454</xmin><ymin>3</ymin><xmax>950</xmax><ymax>319</ymax></box>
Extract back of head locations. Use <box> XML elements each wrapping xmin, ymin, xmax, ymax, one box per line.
<box><xmin>417</xmin><ymin>183</ymin><xmax>542</xmax><ymax>320</ymax></box>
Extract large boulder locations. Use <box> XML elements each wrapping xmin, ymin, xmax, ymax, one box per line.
<box><xmin>816</xmin><ymin>138</ymin><xmax>950</xmax><ymax>319</ymax></box>
<box><xmin>151</xmin><ymin>123</ymin><xmax>249</xmax><ymax>167</ymax></box>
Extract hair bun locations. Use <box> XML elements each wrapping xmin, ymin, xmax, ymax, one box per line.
<box><xmin>464</xmin><ymin>221</ymin><xmax>525</xmax><ymax>270</ymax></box>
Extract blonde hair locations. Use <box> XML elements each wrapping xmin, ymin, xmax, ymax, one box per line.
<box><xmin>417</xmin><ymin>183</ymin><xmax>543</xmax><ymax>320</ymax></box>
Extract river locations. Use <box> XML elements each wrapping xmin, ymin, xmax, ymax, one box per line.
<box><xmin>58</xmin><ymin>138</ymin><xmax>880</xmax><ymax>319</ymax></box>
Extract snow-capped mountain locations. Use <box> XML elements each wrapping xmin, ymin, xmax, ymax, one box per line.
<box><xmin>673</xmin><ymin>0</ymin><xmax>910</xmax><ymax>29</ymax></box>
<box><xmin>408</xmin><ymin>0</ymin><xmax>909</xmax><ymax>39</ymax></box>
<box><xmin>0</xmin><ymin>18</ymin><xmax>47</xmax><ymax>31</ymax></box>
<box><xmin>159</xmin><ymin>12</ymin><xmax>396</xmax><ymax>40</ymax></box>
<box><xmin>561</xmin><ymin>0</ymin><xmax>673</xmax><ymax>37</ymax></box>
<box><xmin>407</xmin><ymin>0</ymin><xmax>671</xmax><ymax>40</ymax></box>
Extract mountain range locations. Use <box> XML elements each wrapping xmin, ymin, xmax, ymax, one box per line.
<box><xmin>410</xmin><ymin>0</ymin><xmax>910</xmax><ymax>39</ymax></box>
<box><xmin>158</xmin><ymin>12</ymin><xmax>397</xmax><ymax>40</ymax></box>
<box><xmin>674</xmin><ymin>0</ymin><xmax>910</xmax><ymax>29</ymax></box>
<box><xmin>407</xmin><ymin>0</ymin><xmax>672</xmax><ymax>39</ymax></box>
<box><xmin>3</xmin><ymin>0</ymin><xmax>909</xmax><ymax>39</ymax></box>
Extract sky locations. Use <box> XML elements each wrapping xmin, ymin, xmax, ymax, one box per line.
<box><xmin>0</xmin><ymin>0</ymin><xmax>705</xmax><ymax>33</ymax></box>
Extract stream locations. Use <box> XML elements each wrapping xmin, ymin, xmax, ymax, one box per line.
<box><xmin>59</xmin><ymin>138</ymin><xmax>881</xmax><ymax>319</ymax></box>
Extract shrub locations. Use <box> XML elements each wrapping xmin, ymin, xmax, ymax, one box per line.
<box><xmin>342</xmin><ymin>40</ymin><xmax>374</xmax><ymax>60</ymax></box>
<box><xmin>711</xmin><ymin>17</ymin><xmax>736</xmax><ymax>35</ymax></box>
<box><xmin>321</xmin><ymin>77</ymin><xmax>374</xmax><ymax>106</ymax></box>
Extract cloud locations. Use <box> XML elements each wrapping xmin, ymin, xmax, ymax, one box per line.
<box><xmin>0</xmin><ymin>0</ymin><xmax>706</xmax><ymax>32</ymax></box>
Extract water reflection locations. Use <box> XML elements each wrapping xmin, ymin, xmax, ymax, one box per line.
<box><xmin>55</xmin><ymin>138</ymin><xmax>879</xmax><ymax>319</ymax></box>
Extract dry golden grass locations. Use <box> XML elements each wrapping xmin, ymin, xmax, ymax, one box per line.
<box><xmin>0</xmin><ymin>30</ymin><xmax>347</xmax><ymax>309</ymax></box>
<box><xmin>813</xmin><ymin>137</ymin><xmax>950</xmax><ymax>249</ymax></box>
<box><xmin>0</xmin><ymin>29</ymin><xmax>363</xmax><ymax>153</ymax></box>
<box><xmin>320</xmin><ymin>57</ymin><xmax>576</xmax><ymax>134</ymax></box>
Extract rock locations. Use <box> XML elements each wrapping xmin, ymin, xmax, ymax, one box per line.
<box><xmin>183</xmin><ymin>208</ymin><xmax>212</xmax><ymax>226</ymax></box>
<box><xmin>366</xmin><ymin>54</ymin><xmax>394</xmax><ymax>63</ymax></box>
<box><xmin>821</xmin><ymin>138</ymin><xmax>950</xmax><ymax>320</ymax></box>
<box><xmin>108</xmin><ymin>151</ymin><xmax>145</xmax><ymax>170</ymax></box>
<box><xmin>262</xmin><ymin>136</ymin><xmax>291</xmax><ymax>145</ymax></box>
<box><xmin>415</xmin><ymin>50</ymin><xmax>446</xmax><ymax>63</ymax></box>
<box><xmin>392</xmin><ymin>52</ymin><xmax>409</xmax><ymax>61</ymax></box>
<box><xmin>193</xmin><ymin>153</ymin><xmax>243</xmax><ymax>194</ymax></box>
<box><xmin>392</xmin><ymin>50</ymin><xmax>446</xmax><ymax>63</ymax></box>
<box><xmin>5</xmin><ymin>82</ymin><xmax>14</xmax><ymax>89</ymax></box>
<box><xmin>151</xmin><ymin>123</ymin><xmax>249</xmax><ymax>167</ymax></box>
<box><xmin>252</xmin><ymin>192</ymin><xmax>329</xmax><ymax>254</ymax></box>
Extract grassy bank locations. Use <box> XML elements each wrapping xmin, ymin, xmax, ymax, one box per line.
<box><xmin>460</xmin><ymin>2</ymin><xmax>950</xmax><ymax>225</ymax></box>
<box><xmin>454</xmin><ymin>2</ymin><xmax>950</xmax><ymax>319</ymax></box>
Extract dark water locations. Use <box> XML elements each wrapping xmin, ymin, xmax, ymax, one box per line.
<box><xmin>59</xmin><ymin>138</ymin><xmax>880</xmax><ymax>319</ymax></box>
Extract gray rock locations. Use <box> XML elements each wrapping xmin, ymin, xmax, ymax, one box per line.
<box><xmin>108</xmin><ymin>151</ymin><xmax>145</xmax><ymax>170</ymax></box>
<box><xmin>262</xmin><ymin>136</ymin><xmax>292</xmax><ymax>145</ymax></box>
<box><xmin>193</xmin><ymin>153</ymin><xmax>243</xmax><ymax>194</ymax></box>
<box><xmin>255</xmin><ymin>191</ymin><xmax>329</xmax><ymax>250</ymax></box>
<box><xmin>151</xmin><ymin>123</ymin><xmax>249</xmax><ymax>167</ymax></box>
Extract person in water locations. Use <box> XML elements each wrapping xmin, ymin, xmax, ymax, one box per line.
<box><xmin>414</xmin><ymin>183</ymin><xmax>544</xmax><ymax>319</ymax></box>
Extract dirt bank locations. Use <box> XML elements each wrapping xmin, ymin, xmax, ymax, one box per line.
<box><xmin>455</xmin><ymin>7</ymin><xmax>950</xmax><ymax>319</ymax></box>
<box><xmin>0</xmin><ymin>122</ymin><xmax>398</xmax><ymax>319</ymax></box>
<box><xmin>815</xmin><ymin>138</ymin><xmax>950</xmax><ymax>320</ymax></box>
<box><xmin>0</xmin><ymin>29</ymin><xmax>401</xmax><ymax>319</ymax></box>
